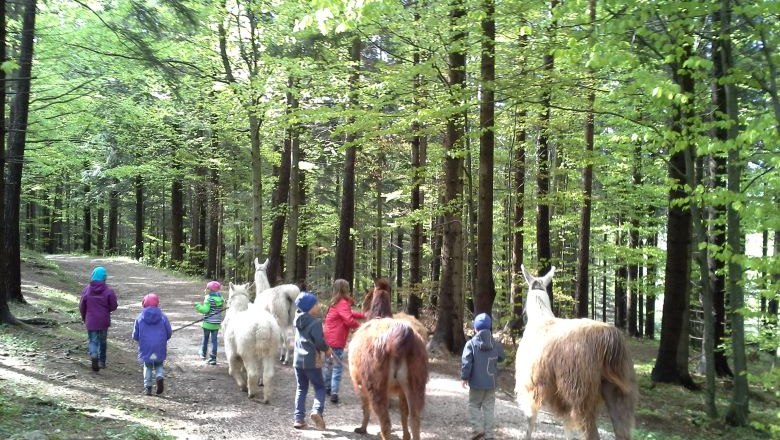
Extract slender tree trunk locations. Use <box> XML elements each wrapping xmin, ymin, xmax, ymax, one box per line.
<box><xmin>294</xmin><ymin>135</ymin><xmax>308</xmax><ymax>287</ymax></box>
<box><xmin>134</xmin><ymin>176</ymin><xmax>144</xmax><ymax>260</ymax></box>
<box><xmin>628</xmin><ymin>144</ymin><xmax>642</xmax><ymax>336</ymax></box>
<box><xmin>652</xmin><ymin>52</ymin><xmax>697</xmax><ymax>390</ymax></box>
<box><xmin>536</xmin><ymin>0</ymin><xmax>557</xmax><ymax>304</ymax></box>
<box><xmin>0</xmin><ymin>0</ymin><xmax>16</xmax><ymax>324</ymax></box>
<box><xmin>285</xmin><ymin>77</ymin><xmax>301</xmax><ymax>284</ymax></box>
<box><xmin>722</xmin><ymin>0</ymin><xmax>749</xmax><ymax>424</ymax></box>
<box><xmin>430</xmin><ymin>211</ymin><xmax>443</xmax><ymax>308</ymax></box>
<box><xmin>407</xmin><ymin>11</ymin><xmax>426</xmax><ymax>317</ymax></box>
<box><xmin>249</xmin><ymin>114</ymin><xmax>263</xmax><ymax>260</ymax></box>
<box><xmin>709</xmin><ymin>35</ymin><xmax>734</xmax><ymax>378</ymax></box>
<box><xmin>96</xmin><ymin>207</ymin><xmax>104</xmax><ymax>254</ymax></box>
<box><xmin>267</xmin><ymin>113</ymin><xmax>292</xmax><ymax>285</ymax></box>
<box><xmin>375</xmin><ymin>157</ymin><xmax>384</xmax><ymax>278</ymax></box>
<box><xmin>575</xmin><ymin>0</ymin><xmax>596</xmax><ymax>319</ymax></box>
<box><xmin>82</xmin><ymin>180</ymin><xmax>91</xmax><ymax>253</ymax></box>
<box><xmin>3</xmin><ymin>0</ymin><xmax>36</xmax><ymax>303</ymax></box>
<box><xmin>474</xmin><ymin>0</ymin><xmax>496</xmax><ymax>316</ymax></box>
<box><xmin>171</xmin><ymin>165</ymin><xmax>184</xmax><ymax>264</ymax></box>
<box><xmin>108</xmin><ymin>180</ymin><xmax>119</xmax><ymax>255</ymax></box>
<box><xmin>207</xmin><ymin>166</ymin><xmax>220</xmax><ymax>279</ymax></box>
<box><xmin>509</xmin><ymin>107</ymin><xmax>526</xmax><ymax>333</ymax></box>
<box><xmin>396</xmin><ymin>228</ymin><xmax>403</xmax><ymax>308</ymax></box>
<box><xmin>431</xmin><ymin>0</ymin><xmax>466</xmax><ymax>354</ymax></box>
<box><xmin>645</xmin><ymin>233</ymin><xmax>658</xmax><ymax>339</ymax></box>
<box><xmin>334</xmin><ymin>37</ymin><xmax>361</xmax><ymax>287</ymax></box>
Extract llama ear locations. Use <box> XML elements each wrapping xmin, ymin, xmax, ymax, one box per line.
<box><xmin>261</xmin><ymin>258</ymin><xmax>269</xmax><ymax>270</ymax></box>
<box><xmin>229</xmin><ymin>281</ymin><xmax>235</xmax><ymax>290</ymax></box>
<box><xmin>542</xmin><ymin>266</ymin><xmax>556</xmax><ymax>287</ymax></box>
<box><xmin>521</xmin><ymin>264</ymin><xmax>534</xmax><ymax>286</ymax></box>
<box><xmin>254</xmin><ymin>258</ymin><xmax>260</xmax><ymax>270</ymax></box>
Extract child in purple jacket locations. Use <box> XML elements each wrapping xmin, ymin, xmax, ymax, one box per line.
<box><xmin>132</xmin><ymin>293</ymin><xmax>173</xmax><ymax>396</ymax></box>
<box><xmin>79</xmin><ymin>266</ymin><xmax>118</xmax><ymax>372</ymax></box>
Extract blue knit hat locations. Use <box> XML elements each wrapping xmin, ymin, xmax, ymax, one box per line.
<box><xmin>295</xmin><ymin>292</ymin><xmax>318</xmax><ymax>313</ymax></box>
<box><xmin>91</xmin><ymin>266</ymin><xmax>107</xmax><ymax>282</ymax></box>
<box><xmin>474</xmin><ymin>313</ymin><xmax>492</xmax><ymax>331</ymax></box>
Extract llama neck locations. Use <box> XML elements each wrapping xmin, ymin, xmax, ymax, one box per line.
<box><xmin>255</xmin><ymin>271</ymin><xmax>271</xmax><ymax>292</ymax></box>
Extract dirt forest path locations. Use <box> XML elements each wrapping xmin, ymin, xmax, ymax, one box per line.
<box><xmin>18</xmin><ymin>255</ymin><xmax>606</xmax><ymax>440</ymax></box>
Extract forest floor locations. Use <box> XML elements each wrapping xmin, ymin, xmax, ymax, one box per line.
<box><xmin>1</xmin><ymin>253</ymin><xmax>777</xmax><ymax>440</ymax></box>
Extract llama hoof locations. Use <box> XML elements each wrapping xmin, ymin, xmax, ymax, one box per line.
<box><xmin>354</xmin><ymin>427</ymin><xmax>367</xmax><ymax>434</ymax></box>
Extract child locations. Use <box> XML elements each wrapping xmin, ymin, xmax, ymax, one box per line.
<box><xmin>461</xmin><ymin>313</ymin><xmax>505</xmax><ymax>440</ymax></box>
<box><xmin>195</xmin><ymin>281</ymin><xmax>224</xmax><ymax>365</ymax></box>
<box><xmin>132</xmin><ymin>293</ymin><xmax>172</xmax><ymax>396</ymax></box>
<box><xmin>322</xmin><ymin>279</ymin><xmax>365</xmax><ymax>404</ymax></box>
<box><xmin>292</xmin><ymin>292</ymin><xmax>330</xmax><ymax>430</ymax></box>
<box><xmin>79</xmin><ymin>266</ymin><xmax>118</xmax><ymax>372</ymax></box>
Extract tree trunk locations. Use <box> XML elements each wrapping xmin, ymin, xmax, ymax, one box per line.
<box><xmin>285</xmin><ymin>77</ymin><xmax>301</xmax><ymax>284</ymax></box>
<box><xmin>722</xmin><ymin>0</ymin><xmax>749</xmax><ymax>424</ymax></box>
<box><xmin>431</xmin><ymin>0</ymin><xmax>466</xmax><ymax>354</ymax></box>
<box><xmin>430</xmin><ymin>211</ymin><xmax>443</xmax><ymax>308</ymax></box>
<box><xmin>508</xmin><ymin>107</ymin><xmax>526</xmax><ymax>333</ymax></box>
<box><xmin>575</xmin><ymin>0</ymin><xmax>596</xmax><ymax>320</ymax></box>
<box><xmin>108</xmin><ymin>179</ymin><xmax>119</xmax><ymax>255</ymax></box>
<box><xmin>0</xmin><ymin>0</ymin><xmax>16</xmax><ymax>324</ymax></box>
<box><xmin>536</xmin><ymin>0</ymin><xmax>557</xmax><ymax>304</ymax></box>
<box><xmin>207</xmin><ymin>166</ymin><xmax>220</xmax><ymax>279</ymax></box>
<box><xmin>628</xmin><ymin>144</ymin><xmax>642</xmax><ymax>336</ymax></box>
<box><xmin>293</xmin><ymin>135</ymin><xmax>308</xmax><ymax>288</ymax></box>
<box><xmin>407</xmin><ymin>15</ymin><xmax>426</xmax><ymax>318</ymax></box>
<box><xmin>134</xmin><ymin>176</ymin><xmax>144</xmax><ymax>260</ymax></box>
<box><xmin>249</xmin><ymin>114</ymin><xmax>264</xmax><ymax>260</ymax></box>
<box><xmin>3</xmin><ymin>0</ymin><xmax>36</xmax><ymax>303</ymax></box>
<box><xmin>82</xmin><ymin>178</ymin><xmax>91</xmax><ymax>253</ymax></box>
<box><xmin>709</xmin><ymin>35</ymin><xmax>734</xmax><ymax>378</ymax></box>
<box><xmin>474</xmin><ymin>0</ymin><xmax>496</xmax><ymax>316</ymax></box>
<box><xmin>96</xmin><ymin>207</ymin><xmax>104</xmax><ymax>254</ymax></box>
<box><xmin>171</xmin><ymin>167</ymin><xmax>184</xmax><ymax>264</ymax></box>
<box><xmin>652</xmin><ymin>52</ymin><xmax>696</xmax><ymax>389</ymax></box>
<box><xmin>334</xmin><ymin>37</ymin><xmax>361</xmax><ymax>287</ymax></box>
<box><xmin>645</xmin><ymin>233</ymin><xmax>658</xmax><ymax>339</ymax></box>
<box><xmin>396</xmin><ymin>228</ymin><xmax>403</xmax><ymax>308</ymax></box>
<box><xmin>375</xmin><ymin>157</ymin><xmax>384</xmax><ymax>278</ymax></box>
<box><xmin>267</xmin><ymin>110</ymin><xmax>293</xmax><ymax>285</ymax></box>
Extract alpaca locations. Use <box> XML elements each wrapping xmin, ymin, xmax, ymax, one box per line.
<box><xmin>515</xmin><ymin>266</ymin><xmax>637</xmax><ymax>440</ymax></box>
<box><xmin>223</xmin><ymin>283</ymin><xmax>281</xmax><ymax>403</ymax></box>
<box><xmin>253</xmin><ymin>257</ymin><xmax>300</xmax><ymax>364</ymax></box>
<box><xmin>348</xmin><ymin>318</ymin><xmax>429</xmax><ymax>440</ymax></box>
<box><xmin>363</xmin><ymin>285</ymin><xmax>428</xmax><ymax>343</ymax></box>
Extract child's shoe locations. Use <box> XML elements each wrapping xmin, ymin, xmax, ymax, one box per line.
<box><xmin>330</xmin><ymin>394</ymin><xmax>339</xmax><ymax>404</ymax></box>
<box><xmin>207</xmin><ymin>356</ymin><xmax>217</xmax><ymax>365</ymax></box>
<box><xmin>310</xmin><ymin>413</ymin><xmax>325</xmax><ymax>430</ymax></box>
<box><xmin>156</xmin><ymin>377</ymin><xmax>164</xmax><ymax>395</ymax></box>
<box><xmin>293</xmin><ymin>419</ymin><xmax>306</xmax><ymax>429</ymax></box>
<box><xmin>198</xmin><ymin>350</ymin><xmax>206</xmax><ymax>360</ymax></box>
<box><xmin>91</xmin><ymin>358</ymin><xmax>99</xmax><ymax>372</ymax></box>
<box><xmin>144</xmin><ymin>386</ymin><xmax>152</xmax><ymax>396</ymax></box>
<box><xmin>99</xmin><ymin>361</ymin><xmax>106</xmax><ymax>369</ymax></box>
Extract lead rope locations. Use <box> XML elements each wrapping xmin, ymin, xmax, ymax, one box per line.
<box><xmin>171</xmin><ymin>307</ymin><xmax>229</xmax><ymax>333</ymax></box>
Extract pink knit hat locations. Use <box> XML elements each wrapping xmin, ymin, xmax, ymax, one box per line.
<box><xmin>142</xmin><ymin>292</ymin><xmax>160</xmax><ymax>308</ymax></box>
<box><xmin>206</xmin><ymin>281</ymin><xmax>221</xmax><ymax>292</ymax></box>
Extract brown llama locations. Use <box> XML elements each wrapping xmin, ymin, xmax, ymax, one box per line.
<box><xmin>348</xmin><ymin>285</ymin><xmax>429</xmax><ymax>440</ymax></box>
<box><xmin>515</xmin><ymin>265</ymin><xmax>637</xmax><ymax>440</ymax></box>
<box><xmin>363</xmin><ymin>283</ymin><xmax>428</xmax><ymax>343</ymax></box>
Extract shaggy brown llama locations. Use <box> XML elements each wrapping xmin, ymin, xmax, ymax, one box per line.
<box><xmin>515</xmin><ymin>265</ymin><xmax>637</xmax><ymax>440</ymax></box>
<box><xmin>348</xmin><ymin>285</ymin><xmax>429</xmax><ymax>440</ymax></box>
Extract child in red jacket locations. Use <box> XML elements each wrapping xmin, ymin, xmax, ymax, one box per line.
<box><xmin>322</xmin><ymin>279</ymin><xmax>365</xmax><ymax>403</ymax></box>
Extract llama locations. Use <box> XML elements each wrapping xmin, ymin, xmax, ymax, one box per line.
<box><xmin>515</xmin><ymin>265</ymin><xmax>637</xmax><ymax>440</ymax></box>
<box><xmin>253</xmin><ymin>257</ymin><xmax>300</xmax><ymax>364</ymax></box>
<box><xmin>364</xmin><ymin>282</ymin><xmax>429</xmax><ymax>343</ymax></box>
<box><xmin>348</xmin><ymin>286</ymin><xmax>429</xmax><ymax>440</ymax></box>
<box><xmin>223</xmin><ymin>283</ymin><xmax>281</xmax><ymax>403</ymax></box>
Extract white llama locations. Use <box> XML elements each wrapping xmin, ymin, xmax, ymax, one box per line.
<box><xmin>224</xmin><ymin>282</ymin><xmax>281</xmax><ymax>403</ymax></box>
<box><xmin>253</xmin><ymin>257</ymin><xmax>300</xmax><ymax>364</ymax></box>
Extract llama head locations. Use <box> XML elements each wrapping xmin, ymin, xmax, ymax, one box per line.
<box><xmin>521</xmin><ymin>265</ymin><xmax>556</xmax><ymax>320</ymax></box>
<box><xmin>253</xmin><ymin>258</ymin><xmax>271</xmax><ymax>292</ymax></box>
<box><xmin>228</xmin><ymin>282</ymin><xmax>251</xmax><ymax>311</ymax></box>
<box><xmin>254</xmin><ymin>257</ymin><xmax>269</xmax><ymax>272</ymax></box>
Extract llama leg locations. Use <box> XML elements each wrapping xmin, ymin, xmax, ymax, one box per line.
<box><xmin>229</xmin><ymin>355</ymin><xmax>247</xmax><ymax>392</ymax></box>
<box><xmin>261</xmin><ymin>356</ymin><xmax>275</xmax><ymax>404</ymax></box>
<box><xmin>245</xmin><ymin>360</ymin><xmax>260</xmax><ymax>399</ymax></box>
<box><xmin>354</xmin><ymin>388</ymin><xmax>371</xmax><ymax>434</ymax></box>
<box><xmin>601</xmin><ymin>381</ymin><xmax>635</xmax><ymax>440</ymax></box>
<box><xmin>398</xmin><ymin>393</ymin><xmax>411</xmax><ymax>440</ymax></box>
<box><xmin>371</xmin><ymin>393</ymin><xmax>392</xmax><ymax>440</ymax></box>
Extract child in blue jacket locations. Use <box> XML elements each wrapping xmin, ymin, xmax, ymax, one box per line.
<box><xmin>132</xmin><ymin>293</ymin><xmax>172</xmax><ymax>396</ymax></box>
<box><xmin>461</xmin><ymin>313</ymin><xmax>505</xmax><ymax>440</ymax></box>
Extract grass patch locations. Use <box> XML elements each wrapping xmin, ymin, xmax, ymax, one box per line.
<box><xmin>0</xmin><ymin>381</ymin><xmax>173</xmax><ymax>440</ymax></box>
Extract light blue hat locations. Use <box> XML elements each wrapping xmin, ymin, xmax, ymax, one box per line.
<box><xmin>91</xmin><ymin>266</ymin><xmax>107</xmax><ymax>282</ymax></box>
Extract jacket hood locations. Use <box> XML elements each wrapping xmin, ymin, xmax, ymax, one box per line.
<box><xmin>88</xmin><ymin>281</ymin><xmax>107</xmax><ymax>295</ymax></box>
<box><xmin>141</xmin><ymin>306</ymin><xmax>163</xmax><ymax>325</ymax></box>
<box><xmin>208</xmin><ymin>292</ymin><xmax>225</xmax><ymax>306</ymax></box>
<box><xmin>473</xmin><ymin>329</ymin><xmax>495</xmax><ymax>351</ymax></box>
<box><xmin>294</xmin><ymin>310</ymin><xmax>316</xmax><ymax>330</ymax></box>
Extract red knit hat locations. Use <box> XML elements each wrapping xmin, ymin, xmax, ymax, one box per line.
<box><xmin>142</xmin><ymin>293</ymin><xmax>160</xmax><ymax>308</ymax></box>
<box><xmin>206</xmin><ymin>281</ymin><xmax>221</xmax><ymax>292</ymax></box>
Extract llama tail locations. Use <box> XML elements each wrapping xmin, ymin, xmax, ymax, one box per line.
<box><xmin>380</xmin><ymin>322</ymin><xmax>429</xmax><ymax>410</ymax></box>
<box><xmin>601</xmin><ymin>327</ymin><xmax>637</xmax><ymax>440</ymax></box>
